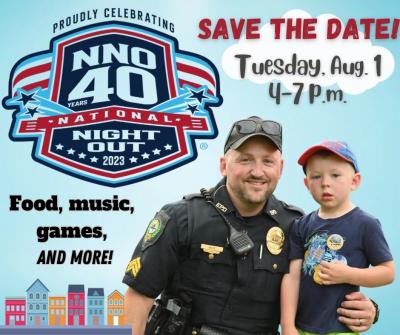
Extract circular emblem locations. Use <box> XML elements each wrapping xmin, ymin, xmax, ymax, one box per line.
<box><xmin>326</xmin><ymin>234</ymin><xmax>344</xmax><ymax>251</ymax></box>
<box><xmin>266</xmin><ymin>227</ymin><xmax>285</xmax><ymax>255</ymax></box>
<box><xmin>144</xmin><ymin>219</ymin><xmax>162</xmax><ymax>242</ymax></box>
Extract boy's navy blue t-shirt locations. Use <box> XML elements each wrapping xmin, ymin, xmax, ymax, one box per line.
<box><xmin>288</xmin><ymin>207</ymin><xmax>393</xmax><ymax>334</ymax></box>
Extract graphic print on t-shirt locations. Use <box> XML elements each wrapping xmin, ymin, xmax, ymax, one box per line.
<box><xmin>302</xmin><ymin>231</ymin><xmax>347</xmax><ymax>284</ymax></box>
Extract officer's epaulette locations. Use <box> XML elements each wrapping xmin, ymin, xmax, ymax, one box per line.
<box><xmin>281</xmin><ymin>201</ymin><xmax>305</xmax><ymax>216</ymax></box>
<box><xmin>183</xmin><ymin>192</ymin><xmax>203</xmax><ymax>201</ymax></box>
<box><xmin>183</xmin><ymin>187</ymin><xmax>214</xmax><ymax>201</ymax></box>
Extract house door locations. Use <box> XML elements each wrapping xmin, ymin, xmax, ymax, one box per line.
<box><xmin>74</xmin><ymin>315</ymin><xmax>79</xmax><ymax>326</ymax></box>
<box><xmin>9</xmin><ymin>316</ymin><xmax>15</xmax><ymax>326</ymax></box>
<box><xmin>55</xmin><ymin>315</ymin><xmax>60</xmax><ymax>326</ymax></box>
<box><xmin>93</xmin><ymin>315</ymin><xmax>99</xmax><ymax>325</ymax></box>
<box><xmin>113</xmin><ymin>315</ymin><xmax>119</xmax><ymax>326</ymax></box>
<box><xmin>35</xmin><ymin>316</ymin><xmax>41</xmax><ymax>326</ymax></box>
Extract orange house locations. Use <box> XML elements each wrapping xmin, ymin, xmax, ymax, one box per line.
<box><xmin>49</xmin><ymin>297</ymin><xmax>66</xmax><ymax>326</ymax></box>
<box><xmin>107</xmin><ymin>290</ymin><xmax>125</xmax><ymax>326</ymax></box>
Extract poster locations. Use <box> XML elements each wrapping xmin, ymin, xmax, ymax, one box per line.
<box><xmin>1</xmin><ymin>1</ymin><xmax>398</xmax><ymax>334</ymax></box>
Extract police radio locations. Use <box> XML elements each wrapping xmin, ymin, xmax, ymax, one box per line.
<box><xmin>200</xmin><ymin>188</ymin><xmax>254</xmax><ymax>256</ymax></box>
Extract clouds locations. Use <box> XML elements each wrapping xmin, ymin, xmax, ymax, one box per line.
<box><xmin>222</xmin><ymin>10</ymin><xmax>394</xmax><ymax>95</ymax></box>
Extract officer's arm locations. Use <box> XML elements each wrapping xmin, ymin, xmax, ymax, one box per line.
<box><xmin>125</xmin><ymin>287</ymin><xmax>154</xmax><ymax>335</ymax></box>
<box><xmin>337</xmin><ymin>291</ymin><xmax>376</xmax><ymax>332</ymax></box>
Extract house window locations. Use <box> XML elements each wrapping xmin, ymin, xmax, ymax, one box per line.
<box><xmin>120</xmin><ymin>309</ymin><xmax>123</xmax><ymax>315</ymax></box>
<box><xmin>36</xmin><ymin>304</ymin><xmax>39</xmax><ymax>310</ymax></box>
<box><xmin>11</xmin><ymin>306</ymin><xmax>15</xmax><ymax>311</ymax></box>
<box><xmin>29</xmin><ymin>294</ymin><xmax>33</xmax><ymax>299</ymax></box>
<box><xmin>43</xmin><ymin>294</ymin><xmax>46</xmax><ymax>299</ymax></box>
<box><xmin>94</xmin><ymin>309</ymin><xmax>97</xmax><ymax>315</ymax></box>
<box><xmin>16</xmin><ymin>305</ymin><xmax>20</xmax><ymax>311</ymax></box>
<box><xmin>89</xmin><ymin>310</ymin><xmax>92</xmax><ymax>315</ymax></box>
<box><xmin>30</xmin><ymin>304</ymin><xmax>33</xmax><ymax>311</ymax></box>
<box><xmin>16</xmin><ymin>316</ymin><xmax>20</xmax><ymax>321</ymax></box>
<box><xmin>61</xmin><ymin>310</ymin><xmax>64</xmax><ymax>315</ymax></box>
<box><xmin>43</xmin><ymin>304</ymin><xmax>47</xmax><ymax>310</ymax></box>
<box><xmin>56</xmin><ymin>310</ymin><xmax>59</xmax><ymax>315</ymax></box>
<box><xmin>109</xmin><ymin>300</ymin><xmax>113</xmax><ymax>305</ymax></box>
<box><xmin>22</xmin><ymin>306</ymin><xmax>25</xmax><ymax>311</ymax></box>
<box><xmin>6</xmin><ymin>306</ymin><xmax>10</xmax><ymax>312</ymax></box>
<box><xmin>36</xmin><ymin>294</ymin><xmax>40</xmax><ymax>299</ymax></box>
<box><xmin>99</xmin><ymin>310</ymin><xmax>103</xmax><ymax>315</ymax></box>
<box><xmin>50</xmin><ymin>300</ymin><xmax>54</xmax><ymax>305</ymax></box>
<box><xmin>109</xmin><ymin>309</ymin><xmax>112</xmax><ymax>315</ymax></box>
<box><xmin>79</xmin><ymin>310</ymin><xmax>83</xmax><ymax>315</ymax></box>
<box><xmin>70</xmin><ymin>300</ymin><xmax>73</xmax><ymax>305</ymax></box>
<box><xmin>79</xmin><ymin>300</ymin><xmax>83</xmax><ymax>306</ymax></box>
<box><xmin>119</xmin><ymin>299</ymin><xmax>123</xmax><ymax>305</ymax></box>
<box><xmin>51</xmin><ymin>310</ymin><xmax>55</xmax><ymax>315</ymax></box>
<box><xmin>21</xmin><ymin>316</ymin><xmax>25</xmax><ymax>321</ymax></box>
<box><xmin>69</xmin><ymin>310</ymin><xmax>73</xmax><ymax>316</ymax></box>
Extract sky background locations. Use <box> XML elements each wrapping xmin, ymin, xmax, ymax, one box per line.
<box><xmin>1</xmin><ymin>1</ymin><xmax>399</xmax><ymax>333</ymax></box>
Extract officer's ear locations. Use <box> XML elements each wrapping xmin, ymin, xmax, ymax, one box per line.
<box><xmin>220</xmin><ymin>155</ymin><xmax>227</xmax><ymax>177</ymax></box>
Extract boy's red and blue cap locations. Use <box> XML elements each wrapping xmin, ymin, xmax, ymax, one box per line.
<box><xmin>298</xmin><ymin>140</ymin><xmax>359</xmax><ymax>173</ymax></box>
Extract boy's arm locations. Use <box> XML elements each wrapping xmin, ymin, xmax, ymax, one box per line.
<box><xmin>280</xmin><ymin>259</ymin><xmax>302</xmax><ymax>335</ymax></box>
<box><xmin>318</xmin><ymin>260</ymin><xmax>395</xmax><ymax>287</ymax></box>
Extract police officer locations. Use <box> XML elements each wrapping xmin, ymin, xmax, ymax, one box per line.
<box><xmin>123</xmin><ymin>116</ymin><xmax>376</xmax><ymax>335</ymax></box>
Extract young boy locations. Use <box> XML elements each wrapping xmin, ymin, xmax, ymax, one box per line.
<box><xmin>281</xmin><ymin>141</ymin><xmax>395</xmax><ymax>335</ymax></box>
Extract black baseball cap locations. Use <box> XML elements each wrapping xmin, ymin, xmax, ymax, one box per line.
<box><xmin>224</xmin><ymin>116</ymin><xmax>282</xmax><ymax>153</ymax></box>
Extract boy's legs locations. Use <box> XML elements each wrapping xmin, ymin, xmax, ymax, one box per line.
<box><xmin>297</xmin><ymin>329</ymin><xmax>359</xmax><ymax>335</ymax></box>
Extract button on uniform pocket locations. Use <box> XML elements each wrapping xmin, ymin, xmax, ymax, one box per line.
<box><xmin>251</xmin><ymin>246</ymin><xmax>289</xmax><ymax>302</ymax></box>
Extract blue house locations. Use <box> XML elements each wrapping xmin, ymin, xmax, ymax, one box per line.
<box><xmin>26</xmin><ymin>278</ymin><xmax>50</xmax><ymax>326</ymax></box>
<box><xmin>87</xmin><ymin>288</ymin><xmax>105</xmax><ymax>326</ymax></box>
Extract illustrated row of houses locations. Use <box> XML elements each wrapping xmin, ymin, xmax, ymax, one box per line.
<box><xmin>5</xmin><ymin>279</ymin><xmax>126</xmax><ymax>327</ymax></box>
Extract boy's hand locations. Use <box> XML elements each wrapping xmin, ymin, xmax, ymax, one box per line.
<box><xmin>318</xmin><ymin>260</ymin><xmax>350</xmax><ymax>285</ymax></box>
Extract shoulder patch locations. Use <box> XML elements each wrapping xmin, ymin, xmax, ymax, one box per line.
<box><xmin>141</xmin><ymin>210</ymin><xmax>170</xmax><ymax>250</ymax></box>
<box><xmin>282</xmin><ymin>202</ymin><xmax>305</xmax><ymax>216</ymax></box>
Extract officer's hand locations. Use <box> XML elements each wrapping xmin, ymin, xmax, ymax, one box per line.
<box><xmin>337</xmin><ymin>291</ymin><xmax>375</xmax><ymax>332</ymax></box>
<box><xmin>319</xmin><ymin>260</ymin><xmax>349</xmax><ymax>285</ymax></box>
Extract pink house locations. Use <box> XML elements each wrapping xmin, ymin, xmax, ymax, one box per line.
<box><xmin>67</xmin><ymin>285</ymin><xmax>85</xmax><ymax>326</ymax></box>
<box><xmin>5</xmin><ymin>298</ymin><xmax>26</xmax><ymax>326</ymax></box>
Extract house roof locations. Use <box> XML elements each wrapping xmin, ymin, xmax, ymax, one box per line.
<box><xmin>68</xmin><ymin>284</ymin><xmax>84</xmax><ymax>293</ymax></box>
<box><xmin>26</xmin><ymin>279</ymin><xmax>50</xmax><ymax>293</ymax></box>
<box><xmin>107</xmin><ymin>290</ymin><xmax>124</xmax><ymax>299</ymax></box>
<box><xmin>88</xmin><ymin>288</ymin><xmax>104</xmax><ymax>296</ymax></box>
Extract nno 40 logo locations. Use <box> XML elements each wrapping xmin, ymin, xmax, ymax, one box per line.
<box><xmin>3</xmin><ymin>21</ymin><xmax>221</xmax><ymax>187</ymax></box>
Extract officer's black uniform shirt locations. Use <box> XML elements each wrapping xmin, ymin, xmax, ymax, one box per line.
<box><xmin>123</xmin><ymin>178</ymin><xmax>303</xmax><ymax>335</ymax></box>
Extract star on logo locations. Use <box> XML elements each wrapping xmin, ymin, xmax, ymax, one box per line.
<box><xmin>55</xmin><ymin>144</ymin><xmax>64</xmax><ymax>150</ymax></box>
<box><xmin>78</xmin><ymin>153</ymin><xmax>86</xmax><ymax>159</ymax></box>
<box><xmin>90</xmin><ymin>156</ymin><xmax>98</xmax><ymax>163</ymax></box>
<box><xmin>189</xmin><ymin>88</ymin><xmax>207</xmax><ymax>103</ymax></box>
<box><xmin>152</xmin><ymin>148</ymin><xmax>161</xmax><ymax>155</ymax></box>
<box><xmin>26</xmin><ymin>107</ymin><xmax>39</xmax><ymax>117</ymax></box>
<box><xmin>129</xmin><ymin>156</ymin><xmax>138</xmax><ymax>163</ymax></box>
<box><xmin>17</xmin><ymin>92</ymin><xmax>36</xmax><ymax>106</ymax></box>
<box><xmin>186</xmin><ymin>104</ymin><xmax>199</xmax><ymax>114</ymax></box>
<box><xmin>164</xmin><ymin>144</ymin><xmax>172</xmax><ymax>150</ymax></box>
<box><xmin>141</xmin><ymin>152</ymin><xmax>150</xmax><ymax>159</ymax></box>
<box><xmin>67</xmin><ymin>148</ymin><xmax>75</xmax><ymax>155</ymax></box>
